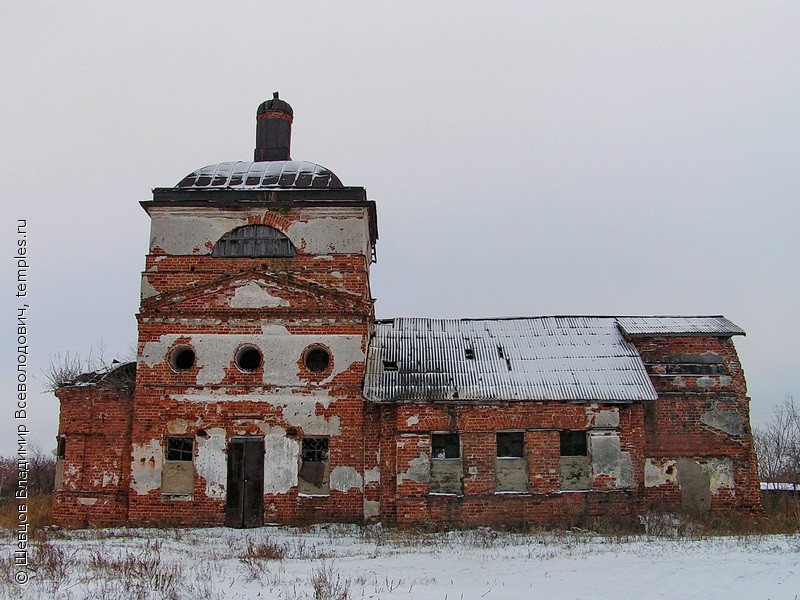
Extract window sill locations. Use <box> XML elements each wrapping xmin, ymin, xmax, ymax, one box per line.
<box><xmin>494</xmin><ymin>490</ymin><xmax>529</xmax><ymax>495</ymax></box>
<box><xmin>298</xmin><ymin>492</ymin><xmax>330</xmax><ymax>498</ymax></box>
<box><xmin>162</xmin><ymin>494</ymin><xmax>193</xmax><ymax>501</ymax></box>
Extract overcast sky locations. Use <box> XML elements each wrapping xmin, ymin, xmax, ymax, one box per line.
<box><xmin>1</xmin><ymin>1</ymin><xmax>798</xmax><ymax>457</ymax></box>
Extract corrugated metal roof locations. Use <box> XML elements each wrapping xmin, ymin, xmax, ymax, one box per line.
<box><xmin>616</xmin><ymin>316</ymin><xmax>745</xmax><ymax>337</ymax></box>
<box><xmin>176</xmin><ymin>161</ymin><xmax>343</xmax><ymax>189</ymax></box>
<box><xmin>364</xmin><ymin>317</ymin><xmax>658</xmax><ymax>404</ymax></box>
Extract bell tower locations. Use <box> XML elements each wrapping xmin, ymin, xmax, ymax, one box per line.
<box><xmin>129</xmin><ymin>94</ymin><xmax>377</xmax><ymax>526</ymax></box>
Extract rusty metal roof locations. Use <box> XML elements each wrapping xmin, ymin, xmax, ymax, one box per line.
<box><xmin>616</xmin><ymin>316</ymin><xmax>745</xmax><ymax>337</ymax></box>
<box><xmin>364</xmin><ymin>317</ymin><xmax>658</xmax><ymax>403</ymax></box>
<box><xmin>176</xmin><ymin>161</ymin><xmax>342</xmax><ymax>189</ymax></box>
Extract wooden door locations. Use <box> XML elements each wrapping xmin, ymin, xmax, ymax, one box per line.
<box><xmin>225</xmin><ymin>437</ymin><xmax>264</xmax><ymax>528</ymax></box>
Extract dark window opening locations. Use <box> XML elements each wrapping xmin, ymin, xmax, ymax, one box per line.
<box><xmin>497</xmin><ymin>346</ymin><xmax>504</xmax><ymax>359</ymax></box>
<box><xmin>497</xmin><ymin>432</ymin><xmax>524</xmax><ymax>458</ymax></box>
<box><xmin>304</xmin><ymin>347</ymin><xmax>330</xmax><ymax>373</ymax></box>
<box><xmin>560</xmin><ymin>431</ymin><xmax>588</xmax><ymax>457</ymax></box>
<box><xmin>383</xmin><ymin>360</ymin><xmax>398</xmax><ymax>372</ymax></box>
<box><xmin>236</xmin><ymin>346</ymin><xmax>262</xmax><ymax>372</ymax></box>
<box><xmin>464</xmin><ymin>348</ymin><xmax>475</xmax><ymax>360</ymax></box>
<box><xmin>171</xmin><ymin>346</ymin><xmax>195</xmax><ymax>371</ymax></box>
<box><xmin>166</xmin><ymin>436</ymin><xmax>194</xmax><ymax>461</ymax></box>
<box><xmin>212</xmin><ymin>225</ymin><xmax>296</xmax><ymax>258</ymax></box>
<box><xmin>432</xmin><ymin>433</ymin><xmax>460</xmax><ymax>459</ymax></box>
<box><xmin>302</xmin><ymin>437</ymin><xmax>329</xmax><ymax>463</ymax></box>
<box><xmin>299</xmin><ymin>437</ymin><xmax>330</xmax><ymax>491</ymax></box>
<box><xmin>55</xmin><ymin>436</ymin><xmax>66</xmax><ymax>459</ymax></box>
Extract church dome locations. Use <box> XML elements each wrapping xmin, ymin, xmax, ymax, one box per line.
<box><xmin>175</xmin><ymin>160</ymin><xmax>343</xmax><ymax>189</ymax></box>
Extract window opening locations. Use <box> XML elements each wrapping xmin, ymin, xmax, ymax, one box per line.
<box><xmin>304</xmin><ymin>347</ymin><xmax>330</xmax><ymax>373</ymax></box>
<box><xmin>166</xmin><ymin>436</ymin><xmax>194</xmax><ymax>461</ymax></box>
<box><xmin>212</xmin><ymin>225</ymin><xmax>296</xmax><ymax>258</ymax></box>
<box><xmin>383</xmin><ymin>360</ymin><xmax>398</xmax><ymax>372</ymax></box>
<box><xmin>432</xmin><ymin>433</ymin><xmax>460</xmax><ymax>459</ymax></box>
<box><xmin>55</xmin><ymin>436</ymin><xmax>66</xmax><ymax>459</ymax></box>
<box><xmin>560</xmin><ymin>431</ymin><xmax>588</xmax><ymax>456</ymax></box>
<box><xmin>236</xmin><ymin>346</ymin><xmax>262</xmax><ymax>372</ymax></box>
<box><xmin>170</xmin><ymin>346</ymin><xmax>195</xmax><ymax>371</ymax></box>
<box><xmin>464</xmin><ymin>348</ymin><xmax>475</xmax><ymax>360</ymax></box>
<box><xmin>497</xmin><ymin>432</ymin><xmax>524</xmax><ymax>458</ymax></box>
<box><xmin>299</xmin><ymin>438</ymin><xmax>330</xmax><ymax>493</ymax></box>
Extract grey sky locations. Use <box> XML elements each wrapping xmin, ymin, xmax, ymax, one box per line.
<box><xmin>1</xmin><ymin>1</ymin><xmax>798</xmax><ymax>456</ymax></box>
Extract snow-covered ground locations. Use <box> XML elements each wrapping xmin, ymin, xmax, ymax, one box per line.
<box><xmin>4</xmin><ymin>525</ymin><xmax>799</xmax><ymax>600</ymax></box>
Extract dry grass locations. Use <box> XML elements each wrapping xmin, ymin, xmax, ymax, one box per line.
<box><xmin>0</xmin><ymin>494</ymin><xmax>54</xmax><ymax>538</ymax></box>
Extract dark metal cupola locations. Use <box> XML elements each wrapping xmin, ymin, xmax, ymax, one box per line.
<box><xmin>255</xmin><ymin>92</ymin><xmax>293</xmax><ymax>161</ymax></box>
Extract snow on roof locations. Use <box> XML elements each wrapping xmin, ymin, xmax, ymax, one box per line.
<box><xmin>364</xmin><ymin>317</ymin><xmax>658</xmax><ymax>403</ymax></box>
<box><xmin>176</xmin><ymin>160</ymin><xmax>343</xmax><ymax>190</ymax></box>
<box><xmin>616</xmin><ymin>316</ymin><xmax>745</xmax><ymax>337</ymax></box>
<box><xmin>760</xmin><ymin>482</ymin><xmax>799</xmax><ymax>491</ymax></box>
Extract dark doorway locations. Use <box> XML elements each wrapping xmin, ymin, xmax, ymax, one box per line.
<box><xmin>225</xmin><ymin>437</ymin><xmax>265</xmax><ymax>528</ymax></box>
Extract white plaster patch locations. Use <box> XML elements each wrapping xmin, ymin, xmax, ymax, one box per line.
<box><xmin>397</xmin><ymin>453</ymin><xmax>430</xmax><ymax>485</ymax></box>
<box><xmin>264</xmin><ymin>434</ymin><xmax>299</xmax><ymax>494</ymax></box>
<box><xmin>702</xmin><ymin>458</ymin><xmax>734</xmax><ymax>494</ymax></box>
<box><xmin>142</xmin><ymin>326</ymin><xmax>364</xmax><ymax>388</ymax></box>
<box><xmin>141</xmin><ymin>275</ymin><xmax>159</xmax><ymax>300</ymax></box>
<box><xmin>364</xmin><ymin>467</ymin><xmax>380</xmax><ymax>485</ymax></box>
<box><xmin>590</xmin><ymin>433</ymin><xmax>634</xmax><ymax>489</ymax></box>
<box><xmin>130</xmin><ymin>439</ymin><xmax>163</xmax><ymax>495</ymax></box>
<box><xmin>330</xmin><ymin>466</ymin><xmax>363</xmax><ymax>492</ymax></box>
<box><xmin>281</xmin><ymin>402</ymin><xmax>340</xmax><ymax>436</ymax></box>
<box><xmin>586</xmin><ymin>406</ymin><xmax>619</xmax><ymax>428</ymax></box>
<box><xmin>78</xmin><ymin>497</ymin><xmax>98</xmax><ymax>506</ymax></box>
<box><xmin>644</xmin><ymin>458</ymin><xmax>678</xmax><ymax>488</ymax></box>
<box><xmin>230</xmin><ymin>281</ymin><xmax>289</xmax><ymax>309</ymax></box>
<box><xmin>364</xmin><ymin>499</ymin><xmax>380</xmax><ymax>519</ymax></box>
<box><xmin>102</xmin><ymin>473</ymin><xmax>120</xmax><ymax>487</ymax></box>
<box><xmin>406</xmin><ymin>415</ymin><xmax>420</xmax><ymax>427</ymax></box>
<box><xmin>148</xmin><ymin>207</ymin><xmax>370</xmax><ymax>256</ymax></box>
<box><xmin>195</xmin><ymin>428</ymin><xmax>227</xmax><ymax>499</ymax></box>
<box><xmin>287</xmin><ymin>216</ymin><xmax>369</xmax><ymax>256</ymax></box>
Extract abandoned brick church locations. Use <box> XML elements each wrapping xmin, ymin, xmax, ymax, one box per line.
<box><xmin>53</xmin><ymin>95</ymin><xmax>762</xmax><ymax>528</ymax></box>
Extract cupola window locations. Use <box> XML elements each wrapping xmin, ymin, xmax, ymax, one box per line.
<box><xmin>212</xmin><ymin>225</ymin><xmax>296</xmax><ymax>258</ymax></box>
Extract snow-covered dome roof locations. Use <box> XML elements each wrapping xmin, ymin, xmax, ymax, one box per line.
<box><xmin>175</xmin><ymin>160</ymin><xmax>343</xmax><ymax>189</ymax></box>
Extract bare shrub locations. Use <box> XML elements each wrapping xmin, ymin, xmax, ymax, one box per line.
<box><xmin>310</xmin><ymin>561</ymin><xmax>351</xmax><ymax>600</ymax></box>
<box><xmin>42</xmin><ymin>346</ymin><xmax>135</xmax><ymax>393</ymax></box>
<box><xmin>87</xmin><ymin>539</ymin><xmax>182</xmax><ymax>598</ymax></box>
<box><xmin>755</xmin><ymin>395</ymin><xmax>800</xmax><ymax>485</ymax></box>
<box><xmin>29</xmin><ymin>537</ymin><xmax>70</xmax><ymax>593</ymax></box>
<box><xmin>242</xmin><ymin>536</ymin><xmax>287</xmax><ymax>560</ymax></box>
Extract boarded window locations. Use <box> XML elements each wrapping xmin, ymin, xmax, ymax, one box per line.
<box><xmin>299</xmin><ymin>438</ymin><xmax>330</xmax><ymax>495</ymax></box>
<box><xmin>430</xmin><ymin>433</ymin><xmax>462</xmax><ymax>494</ymax></box>
<box><xmin>212</xmin><ymin>225</ymin><xmax>296</xmax><ymax>258</ymax></box>
<box><xmin>496</xmin><ymin>432</ymin><xmax>527</xmax><ymax>493</ymax></box>
<box><xmin>162</xmin><ymin>436</ymin><xmax>194</xmax><ymax>497</ymax></box>
<box><xmin>559</xmin><ymin>431</ymin><xmax>590</xmax><ymax>491</ymax></box>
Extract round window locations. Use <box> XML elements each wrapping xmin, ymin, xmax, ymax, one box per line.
<box><xmin>170</xmin><ymin>346</ymin><xmax>195</xmax><ymax>371</ymax></box>
<box><xmin>304</xmin><ymin>347</ymin><xmax>331</xmax><ymax>373</ymax></box>
<box><xmin>235</xmin><ymin>346</ymin><xmax>262</xmax><ymax>372</ymax></box>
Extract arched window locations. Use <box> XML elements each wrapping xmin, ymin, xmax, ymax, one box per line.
<box><xmin>212</xmin><ymin>225</ymin><xmax>296</xmax><ymax>258</ymax></box>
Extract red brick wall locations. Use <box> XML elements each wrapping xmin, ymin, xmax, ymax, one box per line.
<box><xmin>630</xmin><ymin>335</ymin><xmax>761</xmax><ymax>514</ymax></box>
<box><xmin>52</xmin><ymin>386</ymin><xmax>132</xmax><ymax>527</ymax></box>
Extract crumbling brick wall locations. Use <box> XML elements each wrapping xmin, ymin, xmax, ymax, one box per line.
<box><xmin>631</xmin><ymin>335</ymin><xmax>761</xmax><ymax>515</ymax></box>
<box><xmin>52</xmin><ymin>386</ymin><xmax>132</xmax><ymax>527</ymax></box>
